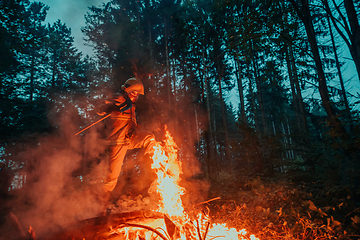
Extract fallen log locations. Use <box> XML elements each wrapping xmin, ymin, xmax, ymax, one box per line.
<box><xmin>40</xmin><ymin>210</ymin><xmax>166</xmax><ymax>240</ymax></box>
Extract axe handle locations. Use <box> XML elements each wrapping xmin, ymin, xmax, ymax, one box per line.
<box><xmin>75</xmin><ymin>113</ymin><xmax>111</xmax><ymax>136</ymax></box>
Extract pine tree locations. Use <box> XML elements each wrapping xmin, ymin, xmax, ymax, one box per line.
<box><xmin>288</xmin><ymin>0</ymin><xmax>348</xmax><ymax>138</ymax></box>
<box><xmin>47</xmin><ymin>20</ymin><xmax>82</xmax><ymax>96</ymax></box>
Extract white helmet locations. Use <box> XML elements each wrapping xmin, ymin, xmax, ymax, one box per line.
<box><xmin>121</xmin><ymin>77</ymin><xmax>144</xmax><ymax>95</ymax></box>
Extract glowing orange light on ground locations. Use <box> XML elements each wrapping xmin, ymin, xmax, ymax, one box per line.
<box><xmin>108</xmin><ymin>126</ymin><xmax>260</xmax><ymax>240</ymax></box>
<box><xmin>148</xmin><ymin>126</ymin><xmax>260</xmax><ymax>240</ymax></box>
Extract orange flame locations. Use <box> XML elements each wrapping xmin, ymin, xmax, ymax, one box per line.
<box><xmin>150</xmin><ymin>127</ymin><xmax>186</xmax><ymax>219</ymax></box>
<box><xmin>103</xmin><ymin>127</ymin><xmax>260</xmax><ymax>239</ymax></box>
<box><xmin>148</xmin><ymin>126</ymin><xmax>260</xmax><ymax>240</ymax></box>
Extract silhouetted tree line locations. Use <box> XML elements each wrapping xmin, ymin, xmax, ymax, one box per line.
<box><xmin>1</xmin><ymin>0</ymin><xmax>360</xmax><ymax>190</ymax></box>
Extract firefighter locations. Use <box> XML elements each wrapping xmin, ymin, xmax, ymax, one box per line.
<box><xmin>97</xmin><ymin>77</ymin><xmax>157</xmax><ymax>206</ymax></box>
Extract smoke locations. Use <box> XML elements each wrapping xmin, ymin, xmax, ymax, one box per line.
<box><xmin>139</xmin><ymin>85</ymin><xmax>211</xmax><ymax>210</ymax></box>
<box><xmin>11</xmin><ymin>96</ymin><xmax>108</xmax><ymax>237</ymax></box>
<box><xmin>8</xmin><ymin>78</ymin><xmax>210</xmax><ymax>238</ymax></box>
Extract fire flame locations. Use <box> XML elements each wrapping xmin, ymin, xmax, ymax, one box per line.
<box><xmin>107</xmin><ymin>126</ymin><xmax>260</xmax><ymax>240</ymax></box>
<box><xmin>148</xmin><ymin>126</ymin><xmax>260</xmax><ymax>240</ymax></box>
<box><xmin>150</xmin><ymin>128</ymin><xmax>186</xmax><ymax>218</ymax></box>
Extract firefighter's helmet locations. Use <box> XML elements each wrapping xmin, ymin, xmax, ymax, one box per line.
<box><xmin>121</xmin><ymin>77</ymin><xmax>144</xmax><ymax>95</ymax></box>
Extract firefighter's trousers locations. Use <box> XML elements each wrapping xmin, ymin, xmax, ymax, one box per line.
<box><xmin>103</xmin><ymin>131</ymin><xmax>156</xmax><ymax>193</ymax></box>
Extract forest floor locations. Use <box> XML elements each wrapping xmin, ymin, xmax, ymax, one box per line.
<box><xmin>206</xmin><ymin>171</ymin><xmax>360</xmax><ymax>240</ymax></box>
<box><xmin>107</xmin><ymin>169</ymin><xmax>360</xmax><ymax>240</ymax></box>
<box><xmin>6</xmin><ymin>169</ymin><xmax>360</xmax><ymax>239</ymax></box>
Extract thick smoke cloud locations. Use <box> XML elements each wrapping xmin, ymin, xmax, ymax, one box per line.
<box><xmin>7</xmin><ymin>84</ymin><xmax>210</xmax><ymax>238</ymax></box>
<box><xmin>9</xmin><ymin>96</ymin><xmax>108</xmax><ymax>237</ymax></box>
<box><xmin>140</xmin><ymin>86</ymin><xmax>211</xmax><ymax>210</ymax></box>
<box><xmin>4</xmin><ymin>76</ymin><xmax>209</xmax><ymax>239</ymax></box>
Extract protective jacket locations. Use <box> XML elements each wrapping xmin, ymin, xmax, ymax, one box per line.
<box><xmin>99</xmin><ymin>92</ymin><xmax>136</xmax><ymax>145</ymax></box>
<box><xmin>98</xmin><ymin>91</ymin><xmax>156</xmax><ymax>193</ymax></box>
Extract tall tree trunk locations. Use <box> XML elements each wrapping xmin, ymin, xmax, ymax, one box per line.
<box><xmin>289</xmin><ymin>46</ymin><xmax>309</xmax><ymax>133</ymax></box>
<box><xmin>164</xmin><ymin>17</ymin><xmax>171</xmax><ymax>109</ymax></box>
<box><xmin>147</xmin><ymin>18</ymin><xmax>157</xmax><ymax>93</ymax></box>
<box><xmin>250</xmin><ymin>45</ymin><xmax>267</xmax><ymax>134</ymax></box>
<box><xmin>343</xmin><ymin>0</ymin><xmax>360</xmax><ymax>81</ymax></box>
<box><xmin>247</xmin><ymin>60</ymin><xmax>259</xmax><ymax>132</ymax></box>
<box><xmin>322</xmin><ymin>0</ymin><xmax>360</xmax><ymax>81</ymax></box>
<box><xmin>286</xmin><ymin>46</ymin><xmax>302</xmax><ymax>132</ymax></box>
<box><xmin>30</xmin><ymin>51</ymin><xmax>35</xmax><ymax>101</ymax></box>
<box><xmin>235</xmin><ymin>54</ymin><xmax>246</xmax><ymax>123</ymax></box>
<box><xmin>327</xmin><ymin>13</ymin><xmax>351</xmax><ymax>119</ymax></box>
<box><xmin>289</xmin><ymin>0</ymin><xmax>347</xmax><ymax>137</ymax></box>
<box><xmin>148</xmin><ymin>21</ymin><xmax>153</xmax><ymax>60</ymax></box>
<box><xmin>217</xmin><ymin>62</ymin><xmax>231</xmax><ymax>167</ymax></box>
<box><xmin>51</xmin><ymin>52</ymin><xmax>56</xmax><ymax>89</ymax></box>
<box><xmin>204</xmin><ymin>49</ymin><xmax>216</xmax><ymax>179</ymax></box>
<box><xmin>172</xmin><ymin>59</ymin><xmax>178</xmax><ymax>138</ymax></box>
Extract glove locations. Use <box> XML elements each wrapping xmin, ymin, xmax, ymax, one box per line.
<box><xmin>107</xmin><ymin>103</ymin><xmax>120</xmax><ymax>112</ymax></box>
<box><xmin>97</xmin><ymin>98</ymin><xmax>133</xmax><ymax>115</ymax></box>
<box><xmin>97</xmin><ymin>103</ymin><xmax>117</xmax><ymax>116</ymax></box>
<box><xmin>109</xmin><ymin>99</ymin><xmax>133</xmax><ymax>113</ymax></box>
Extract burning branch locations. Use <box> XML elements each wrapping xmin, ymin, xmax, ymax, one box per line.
<box><xmin>194</xmin><ymin>197</ymin><xmax>221</xmax><ymax>206</ymax></box>
<box><xmin>110</xmin><ymin>223</ymin><xmax>169</xmax><ymax>240</ymax></box>
<box><xmin>46</xmin><ymin>127</ymin><xmax>260</xmax><ymax>240</ymax></box>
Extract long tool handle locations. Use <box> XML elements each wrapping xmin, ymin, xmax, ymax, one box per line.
<box><xmin>75</xmin><ymin>113</ymin><xmax>111</xmax><ymax>136</ymax></box>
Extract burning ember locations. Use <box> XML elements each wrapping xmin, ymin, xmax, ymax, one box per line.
<box><xmin>47</xmin><ymin>127</ymin><xmax>260</xmax><ymax>240</ymax></box>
